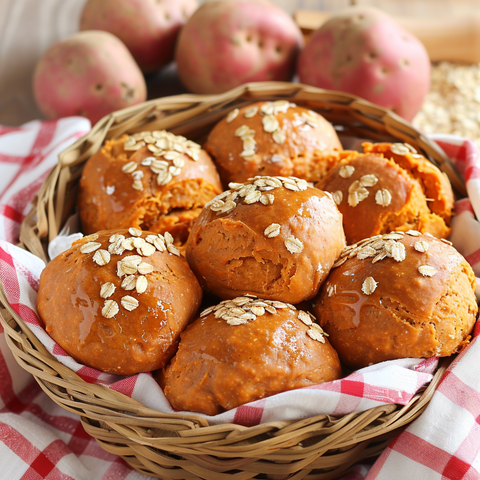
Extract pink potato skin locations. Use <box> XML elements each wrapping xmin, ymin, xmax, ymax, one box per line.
<box><xmin>33</xmin><ymin>31</ymin><xmax>147</xmax><ymax>125</ymax></box>
<box><xmin>80</xmin><ymin>0</ymin><xmax>198</xmax><ymax>73</ymax></box>
<box><xmin>175</xmin><ymin>0</ymin><xmax>304</xmax><ymax>94</ymax></box>
<box><xmin>297</xmin><ymin>7</ymin><xmax>430</xmax><ymax>121</ymax></box>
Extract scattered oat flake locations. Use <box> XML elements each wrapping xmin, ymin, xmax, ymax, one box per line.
<box><xmin>164</xmin><ymin>232</ymin><xmax>174</xmax><ymax>245</ymax></box>
<box><xmin>362</xmin><ymin>277</ymin><xmax>378</xmax><ymax>295</ymax></box>
<box><xmin>167</xmin><ymin>244</ymin><xmax>181</xmax><ymax>256</ymax></box>
<box><xmin>298</xmin><ymin>310</ymin><xmax>313</xmax><ymax>326</ymax></box>
<box><xmin>132</xmin><ymin>180</ymin><xmax>143</xmax><ymax>191</ymax></box>
<box><xmin>200</xmin><ymin>306</ymin><xmax>215</xmax><ymax>317</ymax></box>
<box><xmin>260</xmin><ymin>193</ymin><xmax>274</xmax><ymax>205</ymax></box>
<box><xmin>121</xmin><ymin>275</ymin><xmax>136</xmax><ymax>290</ymax></box>
<box><xmin>93</xmin><ymin>249</ymin><xmax>111</xmax><ymax>266</ymax></box>
<box><xmin>285</xmin><ymin>236</ymin><xmax>304</xmax><ymax>254</ymax></box>
<box><xmin>332</xmin><ymin>190</ymin><xmax>343</xmax><ymax>205</ymax></box>
<box><xmin>226</xmin><ymin>318</ymin><xmax>249</xmax><ymax>326</ymax></box>
<box><xmin>264</xmin><ymin>223</ymin><xmax>281</xmax><ymax>238</ymax></box>
<box><xmin>84</xmin><ymin>234</ymin><xmax>99</xmax><ymax>242</ymax></box>
<box><xmin>390</xmin><ymin>143</ymin><xmax>409</xmax><ymax>155</ymax></box>
<box><xmin>122</xmin><ymin>238</ymin><xmax>135</xmax><ymax>251</ymax></box>
<box><xmin>108</xmin><ymin>242</ymin><xmax>125</xmax><ymax>255</ymax></box>
<box><xmin>122</xmin><ymin>161</ymin><xmax>137</xmax><ymax>173</ymax></box>
<box><xmin>390</xmin><ymin>242</ymin><xmax>406</xmax><ymax>262</ymax></box>
<box><xmin>140</xmin><ymin>243</ymin><xmax>156</xmax><ymax>257</ymax></box>
<box><xmin>80</xmin><ymin>242</ymin><xmax>101</xmax><ymax>254</ymax></box>
<box><xmin>102</xmin><ymin>299</ymin><xmax>119</xmax><ymax>318</ymax></box>
<box><xmin>129</xmin><ymin>227</ymin><xmax>142</xmax><ymax>237</ymax></box>
<box><xmin>138</xmin><ymin>262</ymin><xmax>154</xmax><ymax>274</ymax></box>
<box><xmin>136</xmin><ymin>276</ymin><xmax>148</xmax><ymax>294</ymax></box>
<box><xmin>418</xmin><ymin>265</ymin><xmax>437</xmax><ymax>277</ymax></box>
<box><xmin>244</xmin><ymin>190</ymin><xmax>262</xmax><ymax>204</ymax></box>
<box><xmin>121</xmin><ymin>295</ymin><xmax>139</xmax><ymax>311</ymax></box>
<box><xmin>100</xmin><ymin>282</ymin><xmax>115</xmax><ymax>299</ymax></box>
<box><xmin>414</xmin><ymin>241</ymin><xmax>430</xmax><ymax>253</ymax></box>
<box><xmin>357</xmin><ymin>246</ymin><xmax>376</xmax><ymax>260</ymax></box>
<box><xmin>235</xmin><ymin>125</ymin><xmax>250</xmax><ymax>137</ymax></box>
<box><xmin>250</xmin><ymin>306</ymin><xmax>265</xmax><ymax>316</ymax></box>
<box><xmin>153</xmin><ymin>237</ymin><xmax>166</xmax><ymax>252</ymax></box>
<box><xmin>244</xmin><ymin>106</ymin><xmax>258</xmax><ymax>118</ymax></box>
<box><xmin>119</xmin><ymin>260</ymin><xmax>139</xmax><ymax>276</ymax></box>
<box><xmin>109</xmin><ymin>234</ymin><xmax>124</xmax><ymax>243</ymax></box>
<box><xmin>359</xmin><ymin>174</ymin><xmax>378</xmax><ymax>187</ymax></box>
<box><xmin>375</xmin><ymin>189</ymin><xmax>392</xmax><ymax>207</ymax></box>
<box><xmin>339</xmin><ymin>165</ymin><xmax>355</xmax><ymax>178</ymax></box>
<box><xmin>307</xmin><ymin>327</ymin><xmax>325</xmax><ymax>343</ymax></box>
<box><xmin>348</xmin><ymin>183</ymin><xmax>369</xmax><ymax>207</ymax></box>
<box><xmin>407</xmin><ymin>230</ymin><xmax>421</xmax><ymax>236</ymax></box>
<box><xmin>263</xmin><ymin>115</ymin><xmax>279</xmax><ymax>133</ymax></box>
<box><xmin>227</xmin><ymin>109</ymin><xmax>239</xmax><ymax>123</ymax></box>
<box><xmin>272</xmin><ymin>129</ymin><xmax>286</xmax><ymax>144</ymax></box>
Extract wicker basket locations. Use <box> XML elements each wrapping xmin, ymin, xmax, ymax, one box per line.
<box><xmin>0</xmin><ymin>82</ymin><xmax>462</xmax><ymax>480</ymax></box>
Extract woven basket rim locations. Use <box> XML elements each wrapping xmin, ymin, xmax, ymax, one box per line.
<box><xmin>0</xmin><ymin>81</ymin><xmax>464</xmax><ymax>479</ymax></box>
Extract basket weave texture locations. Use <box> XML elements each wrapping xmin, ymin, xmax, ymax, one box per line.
<box><xmin>0</xmin><ymin>82</ymin><xmax>461</xmax><ymax>479</ymax></box>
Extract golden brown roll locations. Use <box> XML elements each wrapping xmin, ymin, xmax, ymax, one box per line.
<box><xmin>204</xmin><ymin>101</ymin><xmax>343</xmax><ymax>185</ymax></box>
<box><xmin>161</xmin><ymin>296</ymin><xmax>342</xmax><ymax>415</ymax></box>
<box><xmin>313</xmin><ymin>231</ymin><xmax>478</xmax><ymax>369</ymax></box>
<box><xmin>316</xmin><ymin>142</ymin><xmax>454</xmax><ymax>244</ymax></box>
<box><xmin>78</xmin><ymin>130</ymin><xmax>223</xmax><ymax>244</ymax></box>
<box><xmin>186</xmin><ymin>176</ymin><xmax>346</xmax><ymax>303</ymax></box>
<box><xmin>37</xmin><ymin>228</ymin><xmax>203</xmax><ymax>375</ymax></box>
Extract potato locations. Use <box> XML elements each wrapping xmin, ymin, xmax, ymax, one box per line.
<box><xmin>33</xmin><ymin>30</ymin><xmax>147</xmax><ymax>124</ymax></box>
<box><xmin>80</xmin><ymin>0</ymin><xmax>198</xmax><ymax>73</ymax></box>
<box><xmin>175</xmin><ymin>0</ymin><xmax>303</xmax><ymax>94</ymax></box>
<box><xmin>297</xmin><ymin>7</ymin><xmax>430</xmax><ymax>121</ymax></box>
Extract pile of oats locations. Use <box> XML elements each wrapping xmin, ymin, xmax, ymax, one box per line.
<box><xmin>79</xmin><ymin>228</ymin><xmax>180</xmax><ymax>318</ymax></box>
<box><xmin>200</xmin><ymin>294</ymin><xmax>327</xmax><ymax>343</ymax></box>
<box><xmin>413</xmin><ymin>61</ymin><xmax>480</xmax><ymax>149</ymax></box>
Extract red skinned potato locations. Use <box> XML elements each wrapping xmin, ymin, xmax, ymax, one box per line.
<box><xmin>33</xmin><ymin>31</ymin><xmax>147</xmax><ymax>125</ymax></box>
<box><xmin>175</xmin><ymin>0</ymin><xmax>303</xmax><ymax>94</ymax></box>
<box><xmin>297</xmin><ymin>6</ymin><xmax>430</xmax><ymax>121</ymax></box>
<box><xmin>80</xmin><ymin>0</ymin><xmax>197</xmax><ymax>73</ymax></box>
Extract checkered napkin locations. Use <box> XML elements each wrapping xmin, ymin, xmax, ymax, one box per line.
<box><xmin>0</xmin><ymin>120</ymin><xmax>479</xmax><ymax>480</ymax></box>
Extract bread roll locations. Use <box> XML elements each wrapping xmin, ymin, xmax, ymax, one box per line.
<box><xmin>78</xmin><ymin>130</ymin><xmax>223</xmax><ymax>244</ymax></box>
<box><xmin>161</xmin><ymin>295</ymin><xmax>342</xmax><ymax>415</ymax></box>
<box><xmin>204</xmin><ymin>100</ymin><xmax>343</xmax><ymax>185</ymax></box>
<box><xmin>186</xmin><ymin>176</ymin><xmax>346</xmax><ymax>303</ymax></box>
<box><xmin>313</xmin><ymin>231</ymin><xmax>478</xmax><ymax>369</ymax></box>
<box><xmin>316</xmin><ymin>142</ymin><xmax>454</xmax><ymax>244</ymax></box>
<box><xmin>37</xmin><ymin>228</ymin><xmax>203</xmax><ymax>375</ymax></box>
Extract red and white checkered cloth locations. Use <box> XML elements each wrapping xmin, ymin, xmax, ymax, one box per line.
<box><xmin>0</xmin><ymin>120</ymin><xmax>479</xmax><ymax>479</ymax></box>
